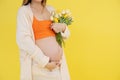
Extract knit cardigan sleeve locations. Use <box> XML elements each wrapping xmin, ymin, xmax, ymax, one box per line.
<box><xmin>47</xmin><ymin>5</ymin><xmax>70</xmax><ymax>39</ymax></box>
<box><xmin>16</xmin><ymin>6</ymin><xmax>50</xmax><ymax>68</ymax></box>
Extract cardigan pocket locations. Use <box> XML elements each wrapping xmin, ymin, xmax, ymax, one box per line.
<box><xmin>32</xmin><ymin>63</ymin><xmax>61</xmax><ymax>78</ymax></box>
<box><xmin>32</xmin><ymin>61</ymin><xmax>60</xmax><ymax>71</ymax></box>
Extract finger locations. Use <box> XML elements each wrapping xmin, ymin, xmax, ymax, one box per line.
<box><xmin>50</xmin><ymin>24</ymin><xmax>54</xmax><ymax>29</ymax></box>
<box><xmin>51</xmin><ymin>26</ymin><xmax>57</xmax><ymax>31</ymax></box>
<box><xmin>51</xmin><ymin>62</ymin><xmax>58</xmax><ymax>67</ymax></box>
<box><xmin>55</xmin><ymin>30</ymin><xmax>59</xmax><ymax>33</ymax></box>
<box><xmin>53</xmin><ymin>28</ymin><xmax>58</xmax><ymax>33</ymax></box>
<box><xmin>47</xmin><ymin>68</ymin><xmax>52</xmax><ymax>71</ymax></box>
<box><xmin>55</xmin><ymin>62</ymin><xmax>60</xmax><ymax>65</ymax></box>
<box><xmin>51</xmin><ymin>23</ymin><xmax>53</xmax><ymax>26</ymax></box>
<box><xmin>50</xmin><ymin>23</ymin><xmax>56</xmax><ymax>29</ymax></box>
<box><xmin>57</xmin><ymin>63</ymin><xmax>61</xmax><ymax>67</ymax></box>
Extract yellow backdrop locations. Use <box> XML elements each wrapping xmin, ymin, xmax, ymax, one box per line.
<box><xmin>0</xmin><ymin>0</ymin><xmax>120</xmax><ymax>80</ymax></box>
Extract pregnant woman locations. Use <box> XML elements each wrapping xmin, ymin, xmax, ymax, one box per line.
<box><xmin>16</xmin><ymin>0</ymin><xmax>70</xmax><ymax>80</ymax></box>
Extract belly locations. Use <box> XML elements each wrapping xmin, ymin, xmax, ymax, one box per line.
<box><xmin>35</xmin><ymin>36</ymin><xmax>63</xmax><ymax>61</ymax></box>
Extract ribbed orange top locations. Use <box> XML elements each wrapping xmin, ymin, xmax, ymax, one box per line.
<box><xmin>32</xmin><ymin>16</ymin><xmax>56</xmax><ymax>40</ymax></box>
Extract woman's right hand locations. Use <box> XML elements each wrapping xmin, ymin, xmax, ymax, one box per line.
<box><xmin>45</xmin><ymin>61</ymin><xmax>60</xmax><ymax>71</ymax></box>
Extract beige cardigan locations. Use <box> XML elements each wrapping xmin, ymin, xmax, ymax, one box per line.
<box><xmin>16</xmin><ymin>3</ymin><xmax>70</xmax><ymax>80</ymax></box>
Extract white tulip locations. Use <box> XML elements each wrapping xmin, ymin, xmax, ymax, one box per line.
<box><xmin>65</xmin><ymin>9</ymin><xmax>70</xmax><ymax>14</ymax></box>
<box><xmin>55</xmin><ymin>14</ymin><xmax>59</xmax><ymax>18</ymax></box>
<box><xmin>51</xmin><ymin>11</ymin><xmax>55</xmax><ymax>16</ymax></box>
<box><xmin>50</xmin><ymin>16</ymin><xmax>54</xmax><ymax>21</ymax></box>
<box><xmin>61</xmin><ymin>10</ymin><xmax>66</xmax><ymax>14</ymax></box>
<box><xmin>58</xmin><ymin>13</ymin><xmax>62</xmax><ymax>17</ymax></box>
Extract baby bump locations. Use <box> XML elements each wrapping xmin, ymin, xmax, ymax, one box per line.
<box><xmin>35</xmin><ymin>36</ymin><xmax>63</xmax><ymax>61</ymax></box>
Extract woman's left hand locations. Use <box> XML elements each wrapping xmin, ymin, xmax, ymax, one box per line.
<box><xmin>50</xmin><ymin>23</ymin><xmax>66</xmax><ymax>33</ymax></box>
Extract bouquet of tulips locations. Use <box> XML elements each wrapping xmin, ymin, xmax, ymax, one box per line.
<box><xmin>50</xmin><ymin>9</ymin><xmax>73</xmax><ymax>47</ymax></box>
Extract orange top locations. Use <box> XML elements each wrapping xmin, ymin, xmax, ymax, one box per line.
<box><xmin>32</xmin><ymin>16</ymin><xmax>56</xmax><ymax>40</ymax></box>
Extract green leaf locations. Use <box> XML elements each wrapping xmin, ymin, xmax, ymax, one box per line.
<box><xmin>55</xmin><ymin>32</ymin><xmax>65</xmax><ymax>47</ymax></box>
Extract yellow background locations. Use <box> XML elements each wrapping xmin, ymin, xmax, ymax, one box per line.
<box><xmin>0</xmin><ymin>0</ymin><xmax>120</xmax><ymax>80</ymax></box>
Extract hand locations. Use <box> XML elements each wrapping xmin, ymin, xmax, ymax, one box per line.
<box><xmin>45</xmin><ymin>61</ymin><xmax>61</xmax><ymax>71</ymax></box>
<box><xmin>50</xmin><ymin>23</ymin><xmax>66</xmax><ymax>33</ymax></box>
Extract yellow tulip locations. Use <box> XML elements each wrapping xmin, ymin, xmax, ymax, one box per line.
<box><xmin>64</xmin><ymin>14</ymin><xmax>68</xmax><ymax>18</ymax></box>
<box><xmin>54</xmin><ymin>18</ymin><xmax>58</xmax><ymax>23</ymax></box>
